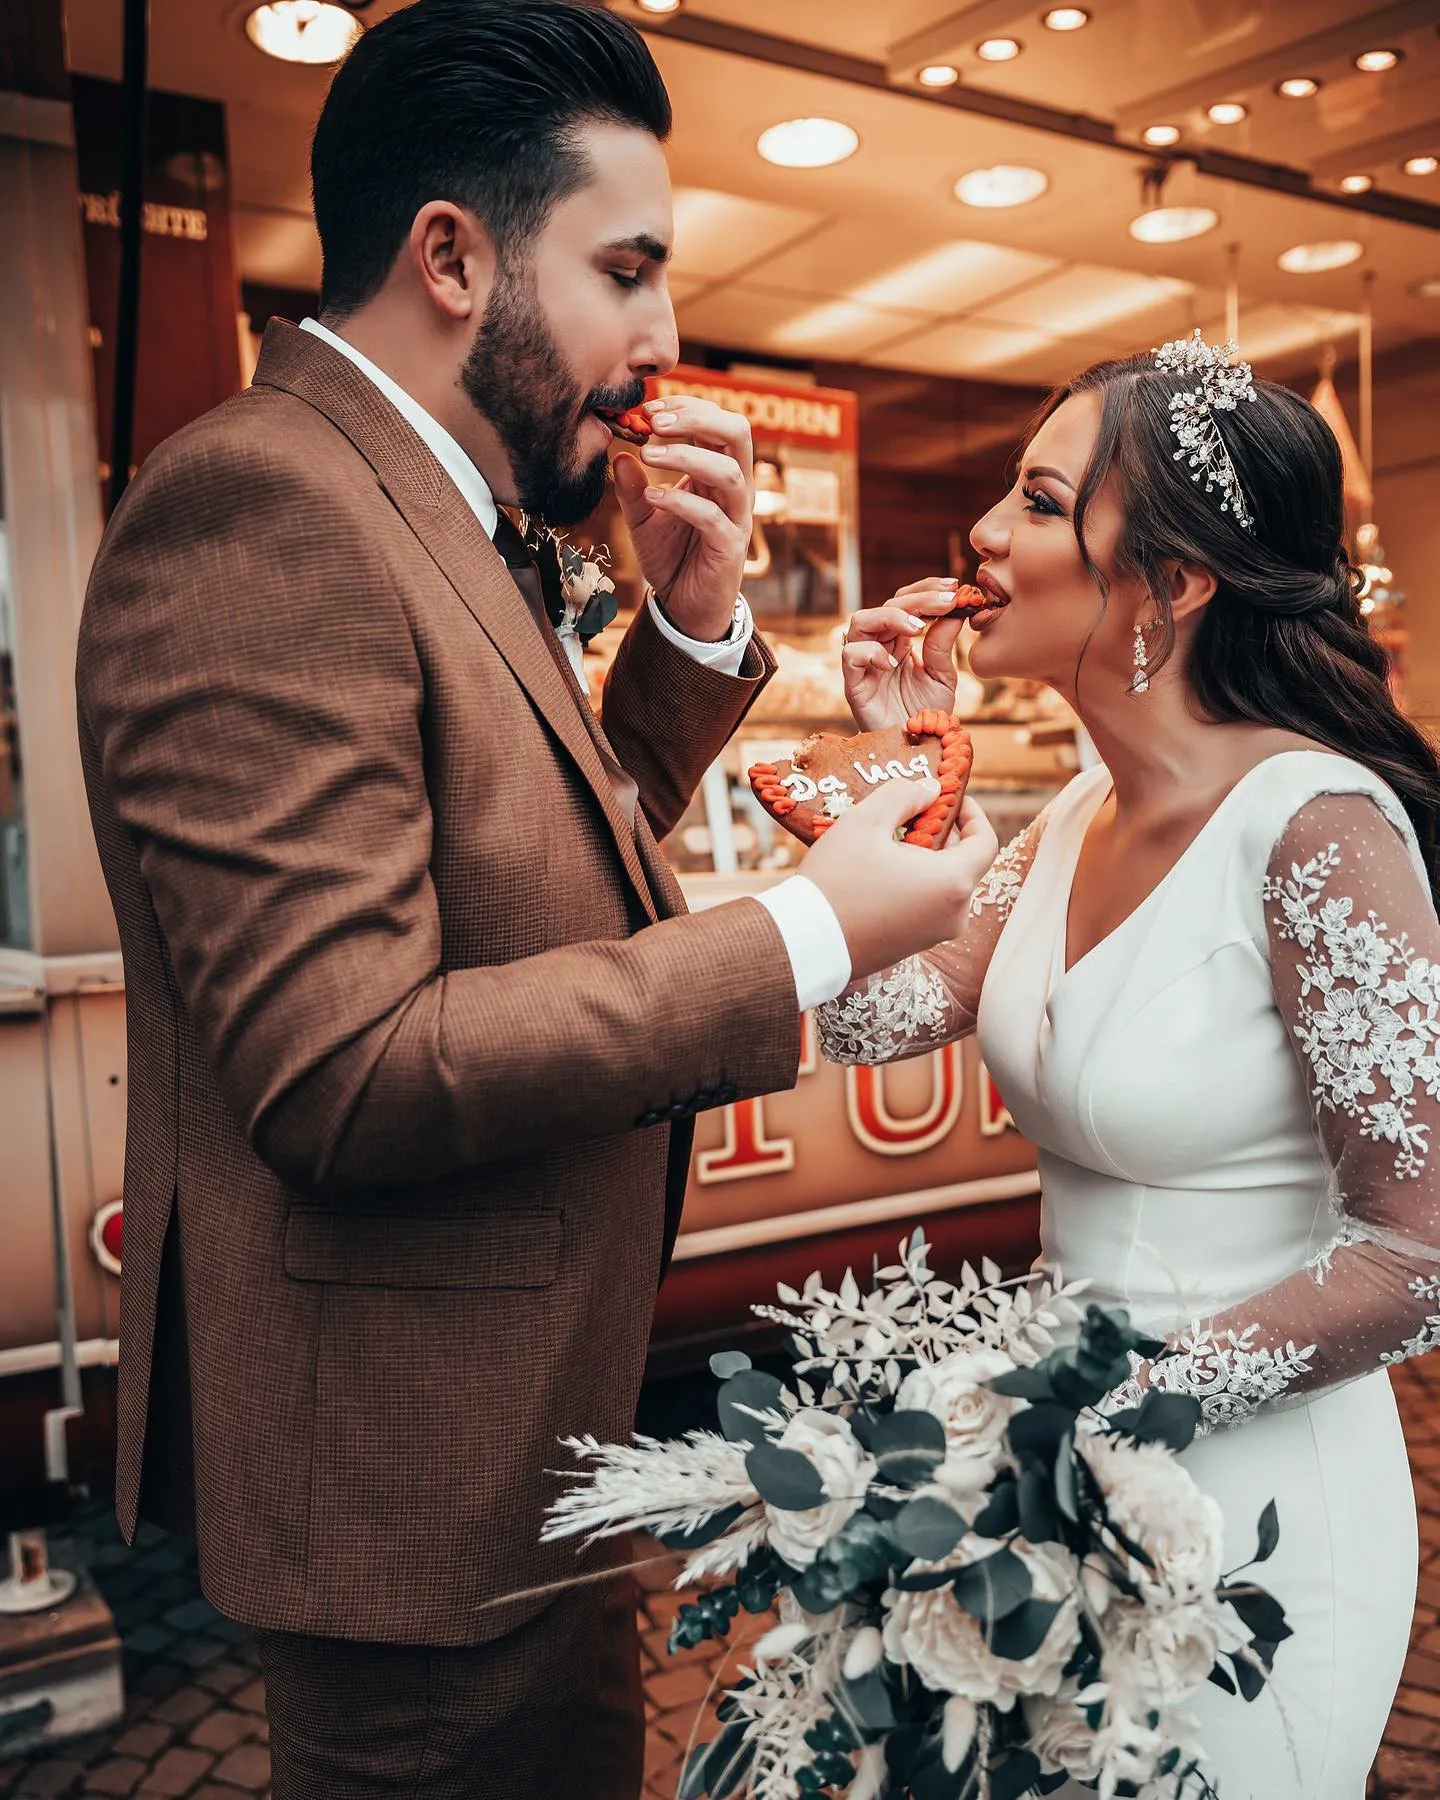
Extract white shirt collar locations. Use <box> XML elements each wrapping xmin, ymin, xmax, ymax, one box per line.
<box><xmin>299</xmin><ymin>317</ymin><xmax>499</xmax><ymax>541</ymax></box>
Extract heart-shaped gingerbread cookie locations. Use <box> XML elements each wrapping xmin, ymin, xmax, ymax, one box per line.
<box><xmin>748</xmin><ymin>711</ymin><xmax>973</xmax><ymax>849</ymax></box>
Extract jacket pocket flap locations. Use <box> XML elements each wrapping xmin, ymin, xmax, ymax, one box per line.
<box><xmin>283</xmin><ymin>1209</ymin><xmax>562</xmax><ymax>1289</ymax></box>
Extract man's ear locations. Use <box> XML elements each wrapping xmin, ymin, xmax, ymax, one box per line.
<box><xmin>1167</xmin><ymin>557</ymin><xmax>1218</xmax><ymax>626</ymax></box>
<box><xmin>408</xmin><ymin>201</ymin><xmax>496</xmax><ymax>325</ymax></box>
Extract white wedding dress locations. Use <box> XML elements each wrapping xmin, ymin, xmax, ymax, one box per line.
<box><xmin>817</xmin><ymin>751</ymin><xmax>1440</xmax><ymax>1798</ymax></box>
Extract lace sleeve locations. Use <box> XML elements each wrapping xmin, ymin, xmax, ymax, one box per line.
<box><xmin>1124</xmin><ymin>791</ymin><xmax>1440</xmax><ymax>1432</ymax></box>
<box><xmin>815</xmin><ymin>809</ymin><xmax>1048</xmax><ymax>1065</ymax></box>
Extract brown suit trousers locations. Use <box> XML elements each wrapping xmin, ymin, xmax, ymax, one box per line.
<box><xmin>76</xmin><ymin>320</ymin><xmax>802</xmax><ymax>1791</ymax></box>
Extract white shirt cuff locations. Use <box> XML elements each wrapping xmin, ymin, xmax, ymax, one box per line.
<box><xmin>754</xmin><ymin>875</ymin><xmax>852</xmax><ymax>1012</ymax></box>
<box><xmin>646</xmin><ymin>594</ymin><xmax>754</xmax><ymax>678</ymax></box>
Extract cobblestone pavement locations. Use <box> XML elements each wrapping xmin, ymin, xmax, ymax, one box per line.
<box><xmin>5</xmin><ymin>1356</ymin><xmax>1440</xmax><ymax>1798</ymax></box>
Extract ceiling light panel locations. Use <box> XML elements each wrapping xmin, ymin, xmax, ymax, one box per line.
<box><xmin>1277</xmin><ymin>241</ymin><xmax>1365</xmax><ymax>274</ymax></box>
<box><xmin>869</xmin><ymin>318</ymin><xmax>1058</xmax><ymax>378</ymax></box>
<box><xmin>669</xmin><ymin>188</ymin><xmax>822</xmax><ymax>283</ymax></box>
<box><xmin>954</xmin><ymin>165</ymin><xmax>1049</xmax><ymax>207</ymax></box>
<box><xmin>672</xmin><ymin>284</ymin><xmax>917</xmax><ymax>359</ymax></box>
<box><xmin>1129</xmin><ymin>207</ymin><xmax>1220</xmax><ymax>243</ymax></box>
<box><xmin>977</xmin><ymin>265</ymin><xmax>1193</xmax><ymax>340</ymax></box>
<box><xmin>761</xmin><ymin>226</ymin><xmax>1056</xmax><ymax>313</ymax></box>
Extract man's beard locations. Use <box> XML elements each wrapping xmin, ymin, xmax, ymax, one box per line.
<box><xmin>460</xmin><ymin>263</ymin><xmax>642</xmax><ymax>529</ymax></box>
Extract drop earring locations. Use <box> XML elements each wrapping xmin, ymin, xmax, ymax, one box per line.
<box><xmin>1130</xmin><ymin>623</ymin><xmax>1151</xmax><ymax>695</ymax></box>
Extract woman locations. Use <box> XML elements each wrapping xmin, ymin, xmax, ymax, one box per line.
<box><xmin>817</xmin><ymin>334</ymin><xmax>1440</xmax><ymax>1797</ymax></box>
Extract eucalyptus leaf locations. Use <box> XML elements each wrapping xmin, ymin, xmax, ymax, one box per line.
<box><xmin>1126</xmin><ymin>1390</ymin><xmax>1202</xmax><ymax>1452</ymax></box>
<box><xmin>1007</xmin><ymin>1402</ymin><xmax>1073</xmax><ymax>1465</ymax></box>
<box><xmin>704</xmin><ymin>1723</ymin><xmax>754</xmax><ymax>1798</ymax></box>
<box><xmin>986</xmin><ymin>1366</ymin><xmax>1056</xmax><ymax>1401</ymax></box>
<box><xmin>1254</xmin><ymin>1498</ymin><xmax>1280</xmax><ymax>1564</ymax></box>
<box><xmin>1220</xmin><ymin>1585</ymin><xmax>1292</xmax><ymax>1645</ymax></box>
<box><xmin>1018</xmin><ymin>1463</ymin><xmax>1059</xmax><ymax>1544</ymax></box>
<box><xmin>1053</xmin><ymin>1429</ymin><xmax>1079</xmax><ymax>1523</ymax></box>
<box><xmin>1230</xmin><ymin>1648</ymin><xmax>1268</xmax><ymax>1703</ymax></box>
<box><xmin>953</xmin><ymin>1545</ymin><xmax>1032</xmax><ymax>1625</ymax></box>
<box><xmin>709</xmin><ymin>1350</ymin><xmax>753</xmax><ymax>1380</ymax></box>
<box><xmin>655</xmin><ymin>1504</ymin><xmax>745</xmax><ymax>1552</ymax></box>
<box><xmin>836</xmin><ymin>1666</ymin><xmax>898</xmax><ymax>1733</ymax></box>
<box><xmin>894</xmin><ymin>1495</ymin><xmax>967</xmax><ymax>1563</ymax></box>
<box><xmin>1207</xmin><ymin>1660</ymin><xmax>1237</xmax><ymax>1695</ymax></box>
<box><xmin>746</xmin><ymin>1442</ymin><xmax>825</xmax><ymax>1512</ymax></box>
<box><xmin>679</xmin><ymin>1743</ymin><xmax>712</xmax><ymax>1800</ymax></box>
<box><xmin>1035</xmin><ymin>1772</ymin><xmax>1072</xmax><ymax>1795</ymax></box>
<box><xmin>972</xmin><ymin>1478</ymin><xmax>1020</xmax><ymax>1538</ymax></box>
<box><xmin>717</xmin><ymin>1369</ymin><xmax>786</xmax><ymax>1445</ymax></box>
<box><xmin>869</xmin><ymin>1408</ymin><xmax>947</xmax><ymax>1488</ymax></box>
<box><xmin>989</xmin><ymin>1749</ymin><xmax>1042</xmax><ymax>1800</ymax></box>
<box><xmin>989</xmin><ymin>1596</ymin><xmax>1063</xmax><ymax>1661</ymax></box>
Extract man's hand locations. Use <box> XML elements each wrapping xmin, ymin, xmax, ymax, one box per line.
<box><xmin>842</xmin><ymin>578</ymin><xmax>967</xmax><ymax>730</ymax></box>
<box><xmin>800</xmin><ymin>781</ymin><xmax>999</xmax><ymax>980</ymax></box>
<box><xmin>611</xmin><ymin>396</ymin><xmax>753</xmax><ymax>643</ymax></box>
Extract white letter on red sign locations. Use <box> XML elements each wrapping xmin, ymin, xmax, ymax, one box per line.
<box><xmin>846</xmin><ymin>1045</ymin><xmax>962</xmax><ymax>1156</ymax></box>
<box><xmin>696</xmin><ymin>1014</ymin><xmax>817</xmax><ymax>1184</ymax></box>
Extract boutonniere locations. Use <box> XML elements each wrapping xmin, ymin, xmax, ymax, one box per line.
<box><xmin>555</xmin><ymin>538</ymin><xmax>619</xmax><ymax>647</ymax></box>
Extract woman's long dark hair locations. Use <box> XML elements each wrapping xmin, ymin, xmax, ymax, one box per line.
<box><xmin>1030</xmin><ymin>350</ymin><xmax>1440</xmax><ymax>908</ymax></box>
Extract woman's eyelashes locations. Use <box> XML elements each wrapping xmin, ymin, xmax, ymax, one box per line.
<box><xmin>1022</xmin><ymin>483</ymin><xmax>1066</xmax><ymax>518</ymax></box>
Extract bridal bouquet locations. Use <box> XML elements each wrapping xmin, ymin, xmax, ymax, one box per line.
<box><xmin>544</xmin><ymin>1233</ymin><xmax>1290</xmax><ymax>1800</ymax></box>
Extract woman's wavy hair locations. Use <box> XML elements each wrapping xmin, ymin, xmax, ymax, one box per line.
<box><xmin>1028</xmin><ymin>350</ymin><xmax>1440</xmax><ymax>907</ymax></box>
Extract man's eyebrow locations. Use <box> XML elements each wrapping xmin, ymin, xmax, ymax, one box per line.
<box><xmin>603</xmin><ymin>233</ymin><xmax>671</xmax><ymax>264</ymax></box>
<box><xmin>1024</xmin><ymin>463</ymin><xmax>1076</xmax><ymax>489</ymax></box>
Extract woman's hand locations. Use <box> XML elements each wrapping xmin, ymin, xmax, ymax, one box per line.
<box><xmin>842</xmin><ymin>577</ymin><xmax>969</xmax><ymax>731</ymax></box>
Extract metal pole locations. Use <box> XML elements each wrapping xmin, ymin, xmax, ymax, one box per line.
<box><xmin>108</xmin><ymin>0</ymin><xmax>150</xmax><ymax>513</ymax></box>
<box><xmin>1225</xmin><ymin>242</ymin><xmax>1240</xmax><ymax>345</ymax></box>
<box><xmin>1359</xmin><ymin>271</ymin><xmax>1375</xmax><ymax>488</ymax></box>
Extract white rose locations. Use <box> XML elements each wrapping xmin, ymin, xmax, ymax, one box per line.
<box><xmin>896</xmin><ymin>1348</ymin><xmax>1018</xmax><ymax>1498</ymax></box>
<box><xmin>882</xmin><ymin>1537</ymin><xmax>1078</xmax><ymax>1711</ymax></box>
<box><xmin>1107</xmin><ymin>1594</ymin><xmax>1228</xmax><ymax>1709</ymax></box>
<box><xmin>1080</xmin><ymin>1435</ymin><xmax>1225</xmax><ymax>1596</ymax></box>
<box><xmin>764</xmin><ymin>1411</ymin><xmax>876</xmax><ymax>1571</ymax></box>
<box><xmin>1024</xmin><ymin>1688</ymin><xmax>1103</xmax><ymax>1781</ymax></box>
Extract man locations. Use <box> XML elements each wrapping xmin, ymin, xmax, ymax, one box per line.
<box><xmin>76</xmin><ymin>2</ymin><xmax>995</xmax><ymax>1794</ymax></box>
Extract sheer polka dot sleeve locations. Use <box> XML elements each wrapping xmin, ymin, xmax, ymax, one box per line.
<box><xmin>1118</xmin><ymin>791</ymin><xmax>1440</xmax><ymax>1431</ymax></box>
<box><xmin>815</xmin><ymin>810</ymin><xmax>1049</xmax><ymax>1065</ymax></box>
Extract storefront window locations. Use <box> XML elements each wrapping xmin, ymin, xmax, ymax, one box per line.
<box><xmin>0</xmin><ymin>488</ymin><xmax>29</xmax><ymax>948</ymax></box>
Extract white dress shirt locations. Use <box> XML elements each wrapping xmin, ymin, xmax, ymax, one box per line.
<box><xmin>298</xmin><ymin>317</ymin><xmax>851</xmax><ymax>1010</ymax></box>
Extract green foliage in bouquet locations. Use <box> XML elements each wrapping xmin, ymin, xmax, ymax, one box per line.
<box><xmin>546</xmin><ymin>1233</ymin><xmax>1291</xmax><ymax>1800</ymax></box>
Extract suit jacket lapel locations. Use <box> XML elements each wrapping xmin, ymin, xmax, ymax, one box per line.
<box><xmin>250</xmin><ymin>321</ymin><xmax>658</xmax><ymax>925</ymax></box>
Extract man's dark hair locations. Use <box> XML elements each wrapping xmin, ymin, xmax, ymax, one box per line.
<box><xmin>311</xmin><ymin>0</ymin><xmax>672</xmax><ymax>318</ymax></box>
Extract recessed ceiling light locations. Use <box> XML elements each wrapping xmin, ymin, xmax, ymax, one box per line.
<box><xmin>917</xmin><ymin>63</ymin><xmax>960</xmax><ymax>88</ymax></box>
<box><xmin>1354</xmin><ymin>48</ymin><xmax>1402</xmax><ymax>73</ymax></box>
<box><xmin>976</xmin><ymin>37</ymin><xmax>1022</xmax><ymax>61</ymax></box>
<box><xmin>1413</xmin><ymin>276</ymin><xmax>1440</xmax><ymax>299</ymax></box>
<box><xmin>1278</xmin><ymin>240</ymin><xmax>1365</xmax><ymax>274</ymax></box>
<box><xmin>756</xmin><ymin>118</ymin><xmax>860</xmax><ymax>169</ymax></box>
<box><xmin>1405</xmin><ymin>155</ymin><xmax>1439</xmax><ymax>177</ymax></box>
<box><xmin>1207</xmin><ymin>101</ymin><xmax>1249</xmax><ymax>125</ymax></box>
<box><xmin>1128</xmin><ymin>205</ymin><xmax>1219</xmax><ymax>243</ymax></box>
<box><xmin>954</xmin><ymin>164</ymin><xmax>1049</xmax><ymax>207</ymax></box>
<box><xmin>1276</xmin><ymin>76</ymin><xmax>1321</xmax><ymax>99</ymax></box>
<box><xmin>1339</xmin><ymin>174</ymin><xmax>1374</xmax><ymax>193</ymax></box>
<box><xmin>244</xmin><ymin>0</ymin><xmax>360</xmax><ymax>64</ymax></box>
<box><xmin>636</xmin><ymin>0</ymin><xmax>682</xmax><ymax>11</ymax></box>
<box><xmin>1043</xmin><ymin>7</ymin><xmax>1090</xmax><ymax>28</ymax></box>
<box><xmin>1142</xmin><ymin>124</ymin><xmax>1182</xmax><ymax>147</ymax></box>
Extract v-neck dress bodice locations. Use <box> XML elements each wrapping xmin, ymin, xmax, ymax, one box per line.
<box><xmin>979</xmin><ymin>756</ymin><xmax>1387</xmax><ymax>1329</ymax></box>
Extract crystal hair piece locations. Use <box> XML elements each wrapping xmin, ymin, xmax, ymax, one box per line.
<box><xmin>1152</xmin><ymin>329</ymin><xmax>1258</xmax><ymax>533</ymax></box>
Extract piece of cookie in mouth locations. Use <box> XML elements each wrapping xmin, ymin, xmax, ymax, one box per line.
<box><xmin>594</xmin><ymin>406</ymin><xmax>653</xmax><ymax>445</ymax></box>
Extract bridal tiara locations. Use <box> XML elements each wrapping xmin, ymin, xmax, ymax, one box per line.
<box><xmin>1152</xmin><ymin>329</ymin><xmax>1258</xmax><ymax>533</ymax></box>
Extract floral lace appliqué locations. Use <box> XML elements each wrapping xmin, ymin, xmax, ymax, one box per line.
<box><xmin>815</xmin><ymin>957</ymin><xmax>952</xmax><ymax>1066</ymax></box>
<box><xmin>1104</xmin><ymin>1324</ymin><xmax>1317</xmax><ymax>1435</ymax></box>
<box><xmin>1382</xmin><ymin>1274</ymin><xmax>1440</xmax><ymax>1367</ymax></box>
<box><xmin>1265</xmin><ymin>843</ymin><xmax>1440</xmax><ymax>1182</ymax></box>
<box><xmin>969</xmin><ymin>829</ymin><xmax>1032</xmax><ymax>921</ymax></box>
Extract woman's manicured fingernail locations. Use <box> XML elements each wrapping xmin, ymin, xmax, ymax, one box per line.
<box><xmin>652</xmin><ymin>412</ymin><xmax>679</xmax><ymax>429</ymax></box>
<box><xmin>905</xmin><ymin>613</ymin><xmax>925</xmax><ymax>630</ymax></box>
<box><xmin>889</xmin><ymin>654</ymin><xmax>900</xmax><ymax>668</ymax></box>
<box><xmin>941</xmin><ymin>578</ymin><xmax>961</xmax><ymax>588</ymax></box>
<box><xmin>643</xmin><ymin>444</ymin><xmax>668</xmax><ymax>458</ymax></box>
<box><xmin>645</xmin><ymin>486</ymin><xmax>666</xmax><ymax>502</ymax></box>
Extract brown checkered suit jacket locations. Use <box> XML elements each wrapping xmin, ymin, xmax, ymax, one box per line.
<box><xmin>76</xmin><ymin>320</ymin><xmax>801</xmax><ymax>1644</ymax></box>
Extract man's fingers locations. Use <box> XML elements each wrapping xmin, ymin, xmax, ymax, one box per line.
<box><xmin>641</xmin><ymin>443</ymin><xmax>748</xmax><ymax>524</ymax></box>
<box><xmin>644</xmin><ymin>396</ymin><xmax>754</xmax><ymax>483</ymax></box>
<box><xmin>641</xmin><ymin>482</ymin><xmax>744</xmax><ymax>549</ymax></box>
